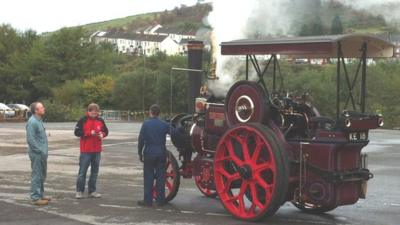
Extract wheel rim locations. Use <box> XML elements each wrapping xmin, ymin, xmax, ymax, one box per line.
<box><xmin>195</xmin><ymin>166</ymin><xmax>217</xmax><ymax>197</ymax></box>
<box><xmin>153</xmin><ymin>153</ymin><xmax>178</xmax><ymax>200</ymax></box>
<box><xmin>214</xmin><ymin>125</ymin><xmax>277</xmax><ymax>219</ymax></box>
<box><xmin>165</xmin><ymin>157</ymin><xmax>177</xmax><ymax>196</ymax></box>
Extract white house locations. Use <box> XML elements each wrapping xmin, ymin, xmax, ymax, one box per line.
<box><xmin>133</xmin><ymin>24</ymin><xmax>197</xmax><ymax>54</ymax></box>
<box><xmin>153</xmin><ymin>26</ymin><xmax>196</xmax><ymax>43</ymax></box>
<box><xmin>91</xmin><ymin>31</ymin><xmax>181</xmax><ymax>56</ymax></box>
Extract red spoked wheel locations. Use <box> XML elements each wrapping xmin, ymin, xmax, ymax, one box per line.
<box><xmin>214</xmin><ymin>123</ymin><xmax>289</xmax><ymax>221</ymax></box>
<box><xmin>153</xmin><ymin>150</ymin><xmax>180</xmax><ymax>202</ymax></box>
<box><xmin>194</xmin><ymin>156</ymin><xmax>217</xmax><ymax>198</ymax></box>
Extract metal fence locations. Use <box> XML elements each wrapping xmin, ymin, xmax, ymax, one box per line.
<box><xmin>100</xmin><ymin>110</ymin><xmax>150</xmax><ymax>121</ymax></box>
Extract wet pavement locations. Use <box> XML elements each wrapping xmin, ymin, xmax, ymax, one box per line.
<box><xmin>0</xmin><ymin>122</ymin><xmax>399</xmax><ymax>225</ymax></box>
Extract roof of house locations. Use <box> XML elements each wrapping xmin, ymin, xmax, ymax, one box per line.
<box><xmin>100</xmin><ymin>31</ymin><xmax>169</xmax><ymax>42</ymax></box>
<box><xmin>221</xmin><ymin>34</ymin><xmax>394</xmax><ymax>58</ymax></box>
<box><xmin>155</xmin><ymin>26</ymin><xmax>197</xmax><ymax>36</ymax></box>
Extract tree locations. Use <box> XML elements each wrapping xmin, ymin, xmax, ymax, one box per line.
<box><xmin>331</xmin><ymin>14</ymin><xmax>343</xmax><ymax>34</ymax></box>
<box><xmin>53</xmin><ymin>79</ymin><xmax>83</xmax><ymax>106</ymax></box>
<box><xmin>310</xmin><ymin>15</ymin><xmax>324</xmax><ymax>35</ymax></box>
<box><xmin>299</xmin><ymin>24</ymin><xmax>310</xmax><ymax>36</ymax></box>
<box><xmin>82</xmin><ymin>75</ymin><xmax>115</xmax><ymax>107</ymax></box>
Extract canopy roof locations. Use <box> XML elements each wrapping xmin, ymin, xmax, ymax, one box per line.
<box><xmin>220</xmin><ymin>34</ymin><xmax>394</xmax><ymax>58</ymax></box>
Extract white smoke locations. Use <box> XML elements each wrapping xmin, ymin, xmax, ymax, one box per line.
<box><xmin>206</xmin><ymin>0</ymin><xmax>296</xmax><ymax>98</ymax></box>
<box><xmin>205</xmin><ymin>0</ymin><xmax>400</xmax><ymax>98</ymax></box>
<box><xmin>338</xmin><ymin>0</ymin><xmax>400</xmax><ymax>24</ymax></box>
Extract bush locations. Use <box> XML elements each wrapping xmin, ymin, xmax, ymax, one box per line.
<box><xmin>42</xmin><ymin>100</ymin><xmax>85</xmax><ymax>122</ymax></box>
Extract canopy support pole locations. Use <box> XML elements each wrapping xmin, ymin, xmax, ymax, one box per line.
<box><xmin>361</xmin><ymin>42</ymin><xmax>368</xmax><ymax>113</ymax></box>
<box><xmin>336</xmin><ymin>42</ymin><xmax>341</xmax><ymax>119</ymax></box>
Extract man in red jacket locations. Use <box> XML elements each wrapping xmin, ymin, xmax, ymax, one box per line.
<box><xmin>74</xmin><ymin>103</ymin><xmax>108</xmax><ymax>199</ymax></box>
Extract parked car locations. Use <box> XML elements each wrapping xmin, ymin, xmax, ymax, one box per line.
<box><xmin>8</xmin><ymin>104</ymin><xmax>30</xmax><ymax>118</ymax></box>
<box><xmin>0</xmin><ymin>103</ymin><xmax>16</xmax><ymax>118</ymax></box>
<box><xmin>8</xmin><ymin>103</ymin><xmax>30</xmax><ymax>111</ymax></box>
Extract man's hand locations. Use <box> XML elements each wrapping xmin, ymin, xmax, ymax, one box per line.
<box><xmin>97</xmin><ymin>132</ymin><xmax>104</xmax><ymax>140</ymax></box>
<box><xmin>91</xmin><ymin>130</ymin><xmax>96</xmax><ymax>136</ymax></box>
<box><xmin>139</xmin><ymin>154</ymin><xmax>144</xmax><ymax>163</ymax></box>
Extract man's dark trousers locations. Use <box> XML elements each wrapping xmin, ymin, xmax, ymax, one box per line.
<box><xmin>143</xmin><ymin>154</ymin><xmax>166</xmax><ymax>205</ymax></box>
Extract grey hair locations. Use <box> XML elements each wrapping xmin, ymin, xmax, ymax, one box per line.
<box><xmin>29</xmin><ymin>102</ymin><xmax>42</xmax><ymax>114</ymax></box>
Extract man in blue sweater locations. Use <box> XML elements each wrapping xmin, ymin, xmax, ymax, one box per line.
<box><xmin>137</xmin><ymin>104</ymin><xmax>176</xmax><ymax>207</ymax></box>
<box><xmin>26</xmin><ymin>102</ymin><xmax>50</xmax><ymax>206</ymax></box>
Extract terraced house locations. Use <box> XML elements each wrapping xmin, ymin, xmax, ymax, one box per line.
<box><xmin>90</xmin><ymin>24</ymin><xmax>197</xmax><ymax>56</ymax></box>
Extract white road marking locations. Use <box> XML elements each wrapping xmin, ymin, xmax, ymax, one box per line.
<box><xmin>180</xmin><ymin>210</ymin><xmax>196</xmax><ymax>214</ymax></box>
<box><xmin>205</xmin><ymin>212</ymin><xmax>230</xmax><ymax>217</ymax></box>
<box><xmin>388</xmin><ymin>203</ymin><xmax>400</xmax><ymax>207</ymax></box>
<box><xmin>99</xmin><ymin>204</ymin><xmax>138</xmax><ymax>210</ymax></box>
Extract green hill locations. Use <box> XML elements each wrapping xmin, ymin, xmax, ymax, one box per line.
<box><xmin>72</xmin><ymin>1</ymin><xmax>397</xmax><ymax>37</ymax></box>
<box><xmin>79</xmin><ymin>3</ymin><xmax>212</xmax><ymax>35</ymax></box>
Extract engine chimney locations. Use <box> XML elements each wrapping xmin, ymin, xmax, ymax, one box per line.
<box><xmin>187</xmin><ymin>40</ymin><xmax>203</xmax><ymax>114</ymax></box>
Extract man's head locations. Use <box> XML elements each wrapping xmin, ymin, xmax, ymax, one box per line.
<box><xmin>149</xmin><ymin>104</ymin><xmax>161</xmax><ymax>118</ymax></box>
<box><xmin>87</xmin><ymin>103</ymin><xmax>100</xmax><ymax>118</ymax></box>
<box><xmin>30</xmin><ymin>102</ymin><xmax>45</xmax><ymax>117</ymax></box>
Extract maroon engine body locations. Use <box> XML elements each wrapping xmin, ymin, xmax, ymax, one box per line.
<box><xmin>169</xmin><ymin>37</ymin><xmax>386</xmax><ymax>221</ymax></box>
<box><xmin>187</xmin><ymin>98</ymin><xmax>378</xmax><ymax>210</ymax></box>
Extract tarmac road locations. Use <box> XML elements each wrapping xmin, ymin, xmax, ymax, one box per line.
<box><xmin>0</xmin><ymin>122</ymin><xmax>399</xmax><ymax>225</ymax></box>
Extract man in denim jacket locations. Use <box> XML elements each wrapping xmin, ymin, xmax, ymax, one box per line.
<box><xmin>26</xmin><ymin>102</ymin><xmax>50</xmax><ymax>206</ymax></box>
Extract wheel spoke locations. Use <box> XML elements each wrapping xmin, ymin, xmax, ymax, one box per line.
<box><xmin>215</xmin><ymin>155</ymin><xmax>232</xmax><ymax>163</ymax></box>
<box><xmin>237</xmin><ymin>181</ymin><xmax>249</xmax><ymax>198</ymax></box>
<box><xmin>225</xmin><ymin>138</ymin><xmax>244</xmax><ymax>166</ymax></box>
<box><xmin>238</xmin><ymin>195</ymin><xmax>246</xmax><ymax>212</ymax></box>
<box><xmin>231</xmin><ymin>132</ymin><xmax>251</xmax><ymax>162</ymax></box>
<box><xmin>249</xmin><ymin>183</ymin><xmax>264</xmax><ymax>209</ymax></box>
<box><xmin>165</xmin><ymin>180</ymin><xmax>173</xmax><ymax>192</ymax></box>
<box><xmin>255</xmin><ymin>174</ymin><xmax>272</xmax><ymax>190</ymax></box>
<box><xmin>166</xmin><ymin>171</ymin><xmax>175</xmax><ymax>178</ymax></box>
<box><xmin>255</xmin><ymin>162</ymin><xmax>272</xmax><ymax>172</ymax></box>
<box><xmin>251</xmin><ymin>136</ymin><xmax>264</xmax><ymax>162</ymax></box>
<box><xmin>242</xmin><ymin>140</ymin><xmax>251</xmax><ymax>162</ymax></box>
<box><xmin>216</xmin><ymin>169</ymin><xmax>241</xmax><ymax>193</ymax></box>
<box><xmin>216</xmin><ymin>169</ymin><xmax>240</xmax><ymax>182</ymax></box>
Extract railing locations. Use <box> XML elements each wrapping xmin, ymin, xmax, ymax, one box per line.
<box><xmin>100</xmin><ymin>110</ymin><xmax>175</xmax><ymax>122</ymax></box>
<box><xmin>100</xmin><ymin>110</ymin><xmax>149</xmax><ymax>121</ymax></box>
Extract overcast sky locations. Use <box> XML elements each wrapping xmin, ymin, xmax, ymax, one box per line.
<box><xmin>0</xmin><ymin>0</ymin><xmax>200</xmax><ymax>33</ymax></box>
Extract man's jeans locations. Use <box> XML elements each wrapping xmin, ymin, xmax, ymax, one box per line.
<box><xmin>143</xmin><ymin>154</ymin><xmax>166</xmax><ymax>205</ymax></box>
<box><xmin>29</xmin><ymin>152</ymin><xmax>47</xmax><ymax>201</ymax></box>
<box><xmin>76</xmin><ymin>152</ymin><xmax>101</xmax><ymax>193</ymax></box>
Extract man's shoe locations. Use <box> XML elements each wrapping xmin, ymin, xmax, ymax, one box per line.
<box><xmin>42</xmin><ymin>196</ymin><xmax>51</xmax><ymax>201</ymax></box>
<box><xmin>137</xmin><ymin>200</ymin><xmax>152</xmax><ymax>207</ymax></box>
<box><xmin>33</xmin><ymin>199</ymin><xmax>48</xmax><ymax>206</ymax></box>
<box><xmin>88</xmin><ymin>192</ymin><xmax>102</xmax><ymax>198</ymax></box>
<box><xmin>76</xmin><ymin>192</ymin><xmax>84</xmax><ymax>199</ymax></box>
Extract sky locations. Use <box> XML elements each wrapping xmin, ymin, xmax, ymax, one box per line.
<box><xmin>0</xmin><ymin>0</ymin><xmax>200</xmax><ymax>33</ymax></box>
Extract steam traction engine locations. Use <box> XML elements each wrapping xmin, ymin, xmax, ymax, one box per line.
<box><xmin>161</xmin><ymin>35</ymin><xmax>394</xmax><ymax>221</ymax></box>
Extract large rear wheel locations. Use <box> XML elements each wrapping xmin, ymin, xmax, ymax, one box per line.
<box><xmin>214</xmin><ymin>123</ymin><xmax>289</xmax><ymax>221</ymax></box>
